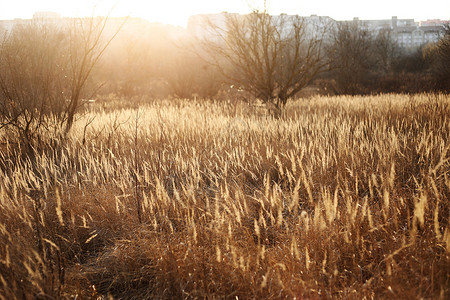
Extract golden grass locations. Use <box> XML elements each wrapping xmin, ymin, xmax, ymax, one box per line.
<box><xmin>0</xmin><ymin>93</ymin><xmax>449</xmax><ymax>299</ymax></box>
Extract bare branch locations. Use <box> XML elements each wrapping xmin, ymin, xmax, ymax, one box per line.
<box><xmin>199</xmin><ymin>12</ymin><xmax>332</xmax><ymax>107</ymax></box>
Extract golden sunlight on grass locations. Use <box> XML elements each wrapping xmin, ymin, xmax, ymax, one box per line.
<box><xmin>0</xmin><ymin>93</ymin><xmax>449</xmax><ymax>299</ymax></box>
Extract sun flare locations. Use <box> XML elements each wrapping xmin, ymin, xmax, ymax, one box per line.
<box><xmin>114</xmin><ymin>1</ymin><xmax>197</xmax><ymax>27</ymax></box>
<box><xmin>106</xmin><ymin>0</ymin><xmax>251</xmax><ymax>27</ymax></box>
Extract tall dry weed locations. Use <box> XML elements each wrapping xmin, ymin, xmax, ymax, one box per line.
<box><xmin>0</xmin><ymin>93</ymin><xmax>448</xmax><ymax>299</ymax></box>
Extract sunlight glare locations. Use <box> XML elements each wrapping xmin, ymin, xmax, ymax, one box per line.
<box><xmin>113</xmin><ymin>0</ymin><xmax>250</xmax><ymax>27</ymax></box>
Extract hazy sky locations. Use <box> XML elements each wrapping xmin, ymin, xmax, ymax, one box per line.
<box><xmin>1</xmin><ymin>0</ymin><xmax>449</xmax><ymax>27</ymax></box>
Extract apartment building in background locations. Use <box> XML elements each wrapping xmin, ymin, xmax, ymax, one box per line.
<box><xmin>350</xmin><ymin>16</ymin><xmax>449</xmax><ymax>49</ymax></box>
<box><xmin>1</xmin><ymin>11</ymin><xmax>448</xmax><ymax>51</ymax></box>
<box><xmin>188</xmin><ymin>13</ymin><xmax>449</xmax><ymax>50</ymax></box>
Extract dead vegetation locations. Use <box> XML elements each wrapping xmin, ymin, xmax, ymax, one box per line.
<box><xmin>0</xmin><ymin>93</ymin><xmax>449</xmax><ymax>299</ymax></box>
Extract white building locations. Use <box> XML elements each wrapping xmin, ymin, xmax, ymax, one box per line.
<box><xmin>187</xmin><ymin>12</ymin><xmax>336</xmax><ymax>42</ymax></box>
<box><xmin>353</xmin><ymin>16</ymin><xmax>447</xmax><ymax>49</ymax></box>
<box><xmin>187</xmin><ymin>13</ymin><xmax>448</xmax><ymax>51</ymax></box>
<box><xmin>1</xmin><ymin>12</ymin><xmax>448</xmax><ymax>51</ymax></box>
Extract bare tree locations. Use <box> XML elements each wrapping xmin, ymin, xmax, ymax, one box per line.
<box><xmin>373</xmin><ymin>28</ymin><xmax>399</xmax><ymax>74</ymax></box>
<box><xmin>0</xmin><ymin>16</ymin><xmax>125</xmax><ymax>152</ymax></box>
<box><xmin>328</xmin><ymin>21</ymin><xmax>376</xmax><ymax>94</ymax></box>
<box><xmin>99</xmin><ymin>29</ymin><xmax>156</xmax><ymax>97</ymax></box>
<box><xmin>434</xmin><ymin>24</ymin><xmax>450</xmax><ymax>91</ymax></box>
<box><xmin>201</xmin><ymin>10</ymin><xmax>332</xmax><ymax>108</ymax></box>
<box><xmin>166</xmin><ymin>49</ymin><xmax>223</xmax><ymax>99</ymax></box>
<box><xmin>63</xmin><ymin>16</ymin><xmax>125</xmax><ymax>133</ymax></box>
<box><xmin>166</xmin><ymin>53</ymin><xmax>199</xmax><ymax>99</ymax></box>
<box><xmin>0</xmin><ymin>22</ymin><xmax>68</xmax><ymax>149</ymax></box>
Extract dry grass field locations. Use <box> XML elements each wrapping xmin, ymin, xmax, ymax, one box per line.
<box><xmin>0</xmin><ymin>93</ymin><xmax>449</xmax><ymax>299</ymax></box>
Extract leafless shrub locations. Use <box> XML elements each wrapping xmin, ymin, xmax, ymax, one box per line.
<box><xmin>0</xmin><ymin>16</ymin><xmax>124</xmax><ymax>154</ymax></box>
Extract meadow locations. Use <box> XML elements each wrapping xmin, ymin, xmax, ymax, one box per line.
<box><xmin>0</xmin><ymin>93</ymin><xmax>449</xmax><ymax>299</ymax></box>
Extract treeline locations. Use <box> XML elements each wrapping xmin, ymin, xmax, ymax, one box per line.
<box><xmin>93</xmin><ymin>17</ymin><xmax>450</xmax><ymax>100</ymax></box>
<box><xmin>1</xmin><ymin>15</ymin><xmax>450</xmax><ymax>123</ymax></box>
<box><xmin>323</xmin><ymin>22</ymin><xmax>450</xmax><ymax>95</ymax></box>
<box><xmin>1</xmin><ymin>15</ymin><xmax>449</xmax><ymax>107</ymax></box>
